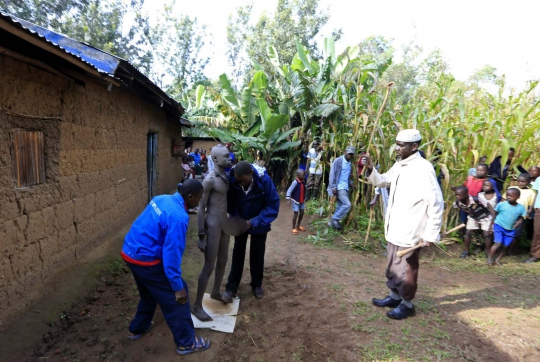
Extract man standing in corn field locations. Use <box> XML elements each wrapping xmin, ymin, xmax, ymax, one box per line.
<box><xmin>327</xmin><ymin>146</ymin><xmax>357</xmax><ymax>230</ymax></box>
<box><xmin>364</xmin><ymin>129</ymin><xmax>444</xmax><ymax>320</ymax></box>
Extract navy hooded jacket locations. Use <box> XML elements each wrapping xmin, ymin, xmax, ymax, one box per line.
<box><xmin>227</xmin><ymin>164</ymin><xmax>280</xmax><ymax>234</ymax></box>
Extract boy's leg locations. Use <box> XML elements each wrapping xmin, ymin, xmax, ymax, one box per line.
<box><xmin>482</xmin><ymin>230</ymin><xmax>492</xmax><ymax>254</ymax></box>
<box><xmin>495</xmin><ymin>228</ymin><xmax>515</xmax><ymax>265</ymax></box>
<box><xmin>297</xmin><ymin>209</ymin><xmax>305</xmax><ymax>228</ymax></box>
<box><xmin>494</xmin><ymin>246</ymin><xmax>508</xmax><ymax>266</ymax></box>
<box><xmin>462</xmin><ymin>229</ymin><xmax>472</xmax><ymax>257</ymax></box>
<box><xmin>126</xmin><ymin>263</ymin><xmax>158</xmax><ymax>335</ymax></box>
<box><xmin>292</xmin><ymin>211</ymin><xmax>298</xmax><ymax>230</ymax></box>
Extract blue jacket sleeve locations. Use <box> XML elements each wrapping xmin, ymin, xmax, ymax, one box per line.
<box><xmin>162</xmin><ymin>219</ymin><xmax>188</xmax><ymax>291</ymax></box>
<box><xmin>250</xmin><ymin>176</ymin><xmax>280</xmax><ymax>229</ymax></box>
<box><xmin>286</xmin><ymin>180</ymin><xmax>298</xmax><ymax>199</ymax></box>
<box><xmin>327</xmin><ymin>158</ymin><xmax>339</xmax><ymax>195</ymax></box>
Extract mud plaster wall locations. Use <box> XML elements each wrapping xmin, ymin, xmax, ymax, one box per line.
<box><xmin>186</xmin><ymin>139</ymin><xmax>220</xmax><ymax>153</ymax></box>
<box><xmin>0</xmin><ymin>54</ymin><xmax>184</xmax><ymax>323</ymax></box>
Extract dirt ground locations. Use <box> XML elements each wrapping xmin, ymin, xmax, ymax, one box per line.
<box><xmin>2</xmin><ymin>200</ymin><xmax>540</xmax><ymax>361</ymax></box>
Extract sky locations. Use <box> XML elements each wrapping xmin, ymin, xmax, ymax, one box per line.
<box><xmin>144</xmin><ymin>0</ymin><xmax>540</xmax><ymax>90</ymax></box>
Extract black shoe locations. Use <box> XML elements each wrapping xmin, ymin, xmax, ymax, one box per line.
<box><xmin>372</xmin><ymin>296</ymin><xmax>401</xmax><ymax>308</ymax></box>
<box><xmin>328</xmin><ymin>219</ymin><xmax>343</xmax><ymax>230</ymax></box>
<box><xmin>252</xmin><ymin>287</ymin><xmax>264</xmax><ymax>299</ymax></box>
<box><xmin>523</xmin><ymin>257</ymin><xmax>540</xmax><ymax>263</ymax></box>
<box><xmin>221</xmin><ymin>290</ymin><xmax>236</xmax><ymax>303</ymax></box>
<box><xmin>460</xmin><ymin>251</ymin><xmax>469</xmax><ymax>259</ymax></box>
<box><xmin>387</xmin><ymin>303</ymin><xmax>416</xmax><ymax>320</ymax></box>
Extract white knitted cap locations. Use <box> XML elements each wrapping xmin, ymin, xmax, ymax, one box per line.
<box><xmin>396</xmin><ymin>129</ymin><xmax>421</xmax><ymax>142</ymax></box>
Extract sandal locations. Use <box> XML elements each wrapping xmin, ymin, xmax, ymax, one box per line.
<box><xmin>291</xmin><ymin>229</ymin><xmax>299</xmax><ymax>235</ymax></box>
<box><xmin>297</xmin><ymin>226</ymin><xmax>307</xmax><ymax>232</ymax></box>
<box><xmin>177</xmin><ymin>336</ymin><xmax>211</xmax><ymax>355</ymax></box>
<box><xmin>460</xmin><ymin>251</ymin><xmax>469</xmax><ymax>259</ymax></box>
<box><xmin>127</xmin><ymin>321</ymin><xmax>154</xmax><ymax>340</ymax></box>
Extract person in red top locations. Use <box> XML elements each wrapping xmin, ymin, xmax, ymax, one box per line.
<box><xmin>452</xmin><ymin>163</ymin><xmax>490</xmax><ymax>238</ymax></box>
<box><xmin>463</xmin><ymin>164</ymin><xmax>489</xmax><ymax>197</ymax></box>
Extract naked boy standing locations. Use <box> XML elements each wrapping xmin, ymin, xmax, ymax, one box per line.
<box><xmin>191</xmin><ymin>145</ymin><xmax>248</xmax><ymax>322</ymax></box>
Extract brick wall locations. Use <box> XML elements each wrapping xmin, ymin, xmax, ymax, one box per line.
<box><xmin>0</xmin><ymin>54</ymin><xmax>184</xmax><ymax>323</ymax></box>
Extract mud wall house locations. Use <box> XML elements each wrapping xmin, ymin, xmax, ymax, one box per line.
<box><xmin>0</xmin><ymin>12</ymin><xmax>192</xmax><ymax>323</ymax></box>
<box><xmin>183</xmin><ymin>137</ymin><xmax>221</xmax><ymax>154</ymax></box>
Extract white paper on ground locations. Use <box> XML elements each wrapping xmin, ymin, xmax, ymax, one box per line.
<box><xmin>191</xmin><ymin>293</ymin><xmax>240</xmax><ymax>333</ymax></box>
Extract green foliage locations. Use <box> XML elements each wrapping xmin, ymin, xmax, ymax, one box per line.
<box><xmin>226</xmin><ymin>0</ymin><xmax>342</xmax><ymax>83</ymax></box>
<box><xmin>1</xmin><ymin>0</ymin><xmax>209</xmax><ymax>93</ymax></box>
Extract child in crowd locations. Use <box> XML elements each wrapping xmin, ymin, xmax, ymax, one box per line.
<box><xmin>454</xmin><ymin>186</ymin><xmax>496</xmax><ymax>258</ymax></box>
<box><xmin>487</xmin><ymin>188</ymin><xmax>526</xmax><ymax>266</ymax></box>
<box><xmin>529</xmin><ymin>166</ymin><xmax>540</xmax><ymax>184</ymax></box>
<box><xmin>454</xmin><ymin>164</ymin><xmax>491</xmax><ymax>238</ymax></box>
<box><xmin>286</xmin><ymin>169</ymin><xmax>311</xmax><ymax>235</ymax></box>
<box><xmin>181</xmin><ymin>157</ymin><xmax>195</xmax><ymax>180</ymax></box>
<box><xmin>503</xmin><ymin>173</ymin><xmax>536</xmax><ymax>254</ymax></box>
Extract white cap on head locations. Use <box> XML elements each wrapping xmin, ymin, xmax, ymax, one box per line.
<box><xmin>396</xmin><ymin>129</ymin><xmax>421</xmax><ymax>142</ymax></box>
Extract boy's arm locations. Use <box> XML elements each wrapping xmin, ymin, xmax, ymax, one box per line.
<box><xmin>198</xmin><ymin>177</ymin><xmax>215</xmax><ymax>243</ymax></box>
<box><xmin>286</xmin><ymin>180</ymin><xmax>297</xmax><ymax>199</ymax></box>
<box><xmin>488</xmin><ymin>210</ymin><xmax>498</xmax><ymax>233</ymax></box>
<box><xmin>162</xmin><ymin>220</ymin><xmax>188</xmax><ymax>292</ymax></box>
<box><xmin>514</xmin><ymin>216</ymin><xmax>524</xmax><ymax>229</ymax></box>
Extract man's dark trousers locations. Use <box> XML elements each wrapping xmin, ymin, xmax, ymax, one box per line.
<box><xmin>126</xmin><ymin>262</ymin><xmax>195</xmax><ymax>348</ymax></box>
<box><xmin>226</xmin><ymin>231</ymin><xmax>268</xmax><ymax>293</ymax></box>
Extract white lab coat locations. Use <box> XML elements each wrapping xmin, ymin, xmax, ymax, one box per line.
<box><xmin>367</xmin><ymin>152</ymin><xmax>444</xmax><ymax>247</ymax></box>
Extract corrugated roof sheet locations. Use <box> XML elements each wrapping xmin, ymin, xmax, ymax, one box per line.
<box><xmin>0</xmin><ymin>11</ymin><xmax>186</xmax><ymax>119</ymax></box>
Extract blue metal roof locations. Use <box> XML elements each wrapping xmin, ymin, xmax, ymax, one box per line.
<box><xmin>0</xmin><ymin>11</ymin><xmax>186</xmax><ymax>119</ymax></box>
<box><xmin>3</xmin><ymin>12</ymin><xmax>121</xmax><ymax>75</ymax></box>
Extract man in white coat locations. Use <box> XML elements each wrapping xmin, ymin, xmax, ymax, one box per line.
<box><xmin>364</xmin><ymin>129</ymin><xmax>443</xmax><ymax>320</ymax></box>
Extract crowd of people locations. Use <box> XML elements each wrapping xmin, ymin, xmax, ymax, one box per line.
<box><xmin>117</xmin><ymin>132</ymin><xmax>539</xmax><ymax>354</ymax></box>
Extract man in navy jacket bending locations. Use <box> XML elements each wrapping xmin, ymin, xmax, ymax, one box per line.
<box><xmin>222</xmin><ymin>161</ymin><xmax>280</xmax><ymax>301</ymax></box>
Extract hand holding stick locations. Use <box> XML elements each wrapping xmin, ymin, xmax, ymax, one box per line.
<box><xmin>396</xmin><ymin>223</ymin><xmax>466</xmax><ymax>258</ymax></box>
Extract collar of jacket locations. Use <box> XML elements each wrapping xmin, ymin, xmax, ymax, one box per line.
<box><xmin>397</xmin><ymin>151</ymin><xmax>421</xmax><ymax>166</ymax></box>
<box><xmin>230</xmin><ymin>165</ymin><xmax>262</xmax><ymax>191</ymax></box>
<box><xmin>172</xmin><ymin>192</ymin><xmax>187</xmax><ymax>210</ymax></box>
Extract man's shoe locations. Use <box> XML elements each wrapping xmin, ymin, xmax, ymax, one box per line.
<box><xmin>252</xmin><ymin>287</ymin><xmax>264</xmax><ymax>299</ymax></box>
<box><xmin>372</xmin><ymin>296</ymin><xmax>401</xmax><ymax>308</ymax></box>
<box><xmin>523</xmin><ymin>257</ymin><xmax>540</xmax><ymax>263</ymax></box>
<box><xmin>328</xmin><ymin>219</ymin><xmax>343</xmax><ymax>230</ymax></box>
<box><xmin>387</xmin><ymin>303</ymin><xmax>416</xmax><ymax>320</ymax></box>
<box><xmin>221</xmin><ymin>290</ymin><xmax>236</xmax><ymax>303</ymax></box>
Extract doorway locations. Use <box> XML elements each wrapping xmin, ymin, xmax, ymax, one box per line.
<box><xmin>147</xmin><ymin>133</ymin><xmax>157</xmax><ymax>202</ymax></box>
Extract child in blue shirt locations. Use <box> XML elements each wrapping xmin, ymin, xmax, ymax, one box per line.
<box><xmin>286</xmin><ymin>169</ymin><xmax>312</xmax><ymax>234</ymax></box>
<box><xmin>488</xmin><ymin>188</ymin><xmax>525</xmax><ymax>266</ymax></box>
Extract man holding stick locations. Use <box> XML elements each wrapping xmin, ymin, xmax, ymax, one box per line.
<box><xmin>364</xmin><ymin>129</ymin><xmax>444</xmax><ymax>320</ymax></box>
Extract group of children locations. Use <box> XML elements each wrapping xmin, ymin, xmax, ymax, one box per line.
<box><xmin>284</xmin><ymin>158</ymin><xmax>540</xmax><ymax>266</ymax></box>
<box><xmin>455</xmin><ymin>165</ymin><xmax>539</xmax><ymax>266</ymax></box>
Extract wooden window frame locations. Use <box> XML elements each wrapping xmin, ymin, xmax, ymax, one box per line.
<box><xmin>11</xmin><ymin>129</ymin><xmax>46</xmax><ymax>188</ymax></box>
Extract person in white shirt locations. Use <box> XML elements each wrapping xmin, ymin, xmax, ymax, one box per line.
<box><xmin>364</xmin><ymin>129</ymin><xmax>443</xmax><ymax>320</ymax></box>
<box><xmin>306</xmin><ymin>141</ymin><xmax>324</xmax><ymax>200</ymax></box>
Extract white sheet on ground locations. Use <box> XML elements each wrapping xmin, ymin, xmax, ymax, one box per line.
<box><xmin>191</xmin><ymin>293</ymin><xmax>240</xmax><ymax>333</ymax></box>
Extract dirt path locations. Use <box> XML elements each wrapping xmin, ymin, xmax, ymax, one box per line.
<box><xmin>2</xmin><ymin>200</ymin><xmax>540</xmax><ymax>361</ymax></box>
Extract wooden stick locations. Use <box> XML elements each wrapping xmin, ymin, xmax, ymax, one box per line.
<box><xmin>396</xmin><ymin>224</ymin><xmax>465</xmax><ymax>258</ymax></box>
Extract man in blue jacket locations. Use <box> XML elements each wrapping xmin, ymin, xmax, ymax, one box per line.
<box><xmin>121</xmin><ymin>180</ymin><xmax>210</xmax><ymax>356</ymax></box>
<box><xmin>221</xmin><ymin>161</ymin><xmax>280</xmax><ymax>300</ymax></box>
<box><xmin>327</xmin><ymin>145</ymin><xmax>357</xmax><ymax>230</ymax></box>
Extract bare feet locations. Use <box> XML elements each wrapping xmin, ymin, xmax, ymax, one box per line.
<box><xmin>191</xmin><ymin>304</ymin><xmax>212</xmax><ymax>322</ymax></box>
<box><xmin>494</xmin><ymin>260</ymin><xmax>502</xmax><ymax>266</ymax></box>
<box><xmin>487</xmin><ymin>256</ymin><xmax>492</xmax><ymax>266</ymax></box>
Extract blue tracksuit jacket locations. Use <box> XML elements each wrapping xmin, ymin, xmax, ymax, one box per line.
<box><xmin>121</xmin><ymin>192</ymin><xmax>188</xmax><ymax>291</ymax></box>
<box><xmin>227</xmin><ymin>165</ymin><xmax>280</xmax><ymax>234</ymax></box>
